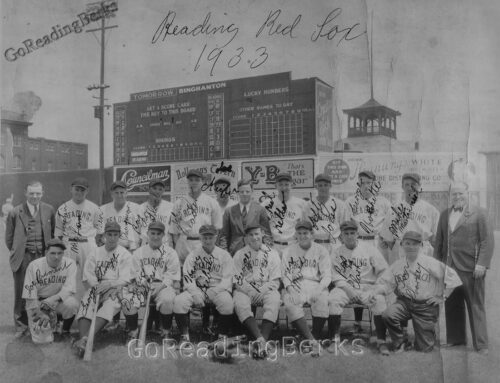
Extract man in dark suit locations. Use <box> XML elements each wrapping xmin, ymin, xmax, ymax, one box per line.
<box><xmin>220</xmin><ymin>179</ymin><xmax>271</xmax><ymax>256</ymax></box>
<box><xmin>434</xmin><ymin>181</ymin><xmax>494</xmax><ymax>354</ymax></box>
<box><xmin>5</xmin><ymin>181</ymin><xmax>55</xmax><ymax>337</ymax></box>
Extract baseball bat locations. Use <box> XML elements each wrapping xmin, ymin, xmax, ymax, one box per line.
<box><xmin>139</xmin><ymin>288</ymin><xmax>153</xmax><ymax>345</ymax></box>
<box><xmin>84</xmin><ymin>294</ymin><xmax>100</xmax><ymax>361</ymax></box>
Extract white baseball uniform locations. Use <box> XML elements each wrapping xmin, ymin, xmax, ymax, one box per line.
<box><xmin>346</xmin><ymin>193</ymin><xmax>392</xmax><ymax>237</ymax></box>
<box><xmin>329</xmin><ymin>241</ymin><xmax>388</xmax><ymax>315</ymax></box>
<box><xmin>138</xmin><ymin>200</ymin><xmax>173</xmax><ymax>245</ymax></box>
<box><xmin>55</xmin><ymin>199</ymin><xmax>101</xmax><ymax>294</ymax></box>
<box><xmin>76</xmin><ymin>245</ymin><xmax>133</xmax><ymax>322</ymax></box>
<box><xmin>173</xmin><ymin>246</ymin><xmax>234</xmax><ymax>315</ymax></box>
<box><xmin>261</xmin><ymin>194</ymin><xmax>306</xmax><ymax>253</ymax></box>
<box><xmin>304</xmin><ymin>196</ymin><xmax>350</xmax><ymax>251</ymax></box>
<box><xmin>233</xmin><ymin>244</ymin><xmax>281</xmax><ymax>323</ymax></box>
<box><xmin>128</xmin><ymin>243</ymin><xmax>181</xmax><ymax>314</ymax></box>
<box><xmin>98</xmin><ymin>201</ymin><xmax>142</xmax><ymax>251</ymax></box>
<box><xmin>168</xmin><ymin>193</ymin><xmax>222</xmax><ymax>264</ymax></box>
<box><xmin>281</xmin><ymin>242</ymin><xmax>331</xmax><ymax>322</ymax></box>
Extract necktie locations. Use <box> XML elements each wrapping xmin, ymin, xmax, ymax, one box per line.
<box><xmin>242</xmin><ymin>206</ymin><xmax>247</xmax><ymax>220</ymax></box>
<box><xmin>452</xmin><ymin>206</ymin><xmax>463</xmax><ymax>213</ymax></box>
<box><xmin>33</xmin><ymin>205</ymin><xmax>38</xmax><ymax>216</ymax></box>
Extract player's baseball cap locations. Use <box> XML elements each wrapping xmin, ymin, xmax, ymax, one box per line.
<box><xmin>187</xmin><ymin>169</ymin><xmax>204</xmax><ymax>179</ymax></box>
<box><xmin>149</xmin><ymin>179</ymin><xmax>165</xmax><ymax>188</ymax></box>
<box><xmin>402</xmin><ymin>231</ymin><xmax>422</xmax><ymax>243</ymax></box>
<box><xmin>110</xmin><ymin>180</ymin><xmax>127</xmax><ymax>190</ymax></box>
<box><xmin>71</xmin><ymin>177</ymin><xmax>89</xmax><ymax>189</ymax></box>
<box><xmin>402</xmin><ymin>173</ymin><xmax>421</xmax><ymax>184</ymax></box>
<box><xmin>244</xmin><ymin>224</ymin><xmax>262</xmax><ymax>234</ymax></box>
<box><xmin>46</xmin><ymin>238</ymin><xmax>66</xmax><ymax>251</ymax></box>
<box><xmin>275</xmin><ymin>173</ymin><xmax>292</xmax><ymax>183</ymax></box>
<box><xmin>148</xmin><ymin>221</ymin><xmax>165</xmax><ymax>233</ymax></box>
<box><xmin>199</xmin><ymin>224</ymin><xmax>218</xmax><ymax>236</ymax></box>
<box><xmin>104</xmin><ymin>221</ymin><xmax>121</xmax><ymax>233</ymax></box>
<box><xmin>340</xmin><ymin>220</ymin><xmax>358</xmax><ymax>231</ymax></box>
<box><xmin>295</xmin><ymin>220</ymin><xmax>313</xmax><ymax>231</ymax></box>
<box><xmin>314</xmin><ymin>173</ymin><xmax>332</xmax><ymax>184</ymax></box>
<box><xmin>214</xmin><ymin>177</ymin><xmax>231</xmax><ymax>186</ymax></box>
<box><xmin>359</xmin><ymin>170</ymin><xmax>376</xmax><ymax>180</ymax></box>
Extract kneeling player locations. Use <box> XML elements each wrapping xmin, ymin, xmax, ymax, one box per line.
<box><xmin>328</xmin><ymin>220</ymin><xmax>389</xmax><ymax>354</ymax></box>
<box><xmin>173</xmin><ymin>225</ymin><xmax>234</xmax><ymax>342</ymax></box>
<box><xmin>282</xmin><ymin>221</ymin><xmax>332</xmax><ymax>357</ymax></box>
<box><xmin>233</xmin><ymin>224</ymin><xmax>281</xmax><ymax>358</ymax></box>
<box><xmin>23</xmin><ymin>238</ymin><xmax>79</xmax><ymax>343</ymax></box>
<box><xmin>73</xmin><ymin>221</ymin><xmax>133</xmax><ymax>356</ymax></box>
<box><xmin>127</xmin><ymin>222</ymin><xmax>181</xmax><ymax>339</ymax></box>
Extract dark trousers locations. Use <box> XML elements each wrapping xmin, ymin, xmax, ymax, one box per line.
<box><xmin>383</xmin><ymin>297</ymin><xmax>439</xmax><ymax>352</ymax></box>
<box><xmin>445</xmin><ymin>269</ymin><xmax>488</xmax><ymax>350</ymax></box>
<box><xmin>13</xmin><ymin>250</ymin><xmax>41</xmax><ymax>330</ymax></box>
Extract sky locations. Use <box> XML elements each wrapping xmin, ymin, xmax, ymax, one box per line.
<box><xmin>2</xmin><ymin>0</ymin><xmax>500</xmax><ymax>168</ymax></box>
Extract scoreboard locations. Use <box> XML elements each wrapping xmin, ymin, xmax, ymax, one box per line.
<box><xmin>113</xmin><ymin>72</ymin><xmax>334</xmax><ymax>165</ymax></box>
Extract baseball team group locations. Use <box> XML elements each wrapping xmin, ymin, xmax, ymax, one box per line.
<box><xmin>4</xmin><ymin>168</ymin><xmax>494</xmax><ymax>360</ymax></box>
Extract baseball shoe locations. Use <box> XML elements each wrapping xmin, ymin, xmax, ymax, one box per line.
<box><xmin>251</xmin><ymin>337</ymin><xmax>268</xmax><ymax>360</ymax></box>
<box><xmin>310</xmin><ymin>340</ymin><xmax>321</xmax><ymax>358</ymax></box>
<box><xmin>127</xmin><ymin>329</ymin><xmax>139</xmax><ymax>341</ymax></box>
<box><xmin>326</xmin><ymin>335</ymin><xmax>341</xmax><ymax>353</ymax></box>
<box><xmin>378</xmin><ymin>343</ymin><xmax>390</xmax><ymax>356</ymax></box>
<box><xmin>160</xmin><ymin>329</ymin><xmax>172</xmax><ymax>340</ymax></box>
<box><xmin>353</xmin><ymin>322</ymin><xmax>364</xmax><ymax>334</ymax></box>
<box><xmin>393</xmin><ymin>340</ymin><xmax>406</xmax><ymax>354</ymax></box>
<box><xmin>14</xmin><ymin>328</ymin><xmax>28</xmax><ymax>339</ymax></box>
<box><xmin>104</xmin><ymin>320</ymin><xmax>121</xmax><ymax>332</ymax></box>
<box><xmin>477</xmin><ymin>348</ymin><xmax>489</xmax><ymax>356</ymax></box>
<box><xmin>54</xmin><ymin>331</ymin><xmax>72</xmax><ymax>342</ymax></box>
<box><xmin>179</xmin><ymin>334</ymin><xmax>190</xmax><ymax>343</ymax></box>
<box><xmin>72</xmin><ymin>336</ymin><xmax>88</xmax><ymax>358</ymax></box>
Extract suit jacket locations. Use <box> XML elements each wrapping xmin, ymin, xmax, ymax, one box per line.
<box><xmin>434</xmin><ymin>205</ymin><xmax>494</xmax><ymax>272</ymax></box>
<box><xmin>5</xmin><ymin>201</ymin><xmax>55</xmax><ymax>272</ymax></box>
<box><xmin>219</xmin><ymin>201</ymin><xmax>272</xmax><ymax>256</ymax></box>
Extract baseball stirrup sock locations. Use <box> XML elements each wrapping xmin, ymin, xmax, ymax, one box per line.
<box><xmin>312</xmin><ymin>317</ymin><xmax>327</xmax><ymax>339</ymax></box>
<box><xmin>218</xmin><ymin>315</ymin><xmax>233</xmax><ymax>336</ymax></box>
<box><xmin>63</xmin><ymin>316</ymin><xmax>75</xmax><ymax>332</ymax></box>
<box><xmin>125</xmin><ymin>313</ymin><xmax>138</xmax><ymax>331</ymax></box>
<box><xmin>174</xmin><ymin>313</ymin><xmax>189</xmax><ymax>334</ymax></box>
<box><xmin>243</xmin><ymin>317</ymin><xmax>261</xmax><ymax>339</ymax></box>
<box><xmin>161</xmin><ymin>314</ymin><xmax>173</xmax><ymax>330</ymax></box>
<box><xmin>374</xmin><ymin>315</ymin><xmax>387</xmax><ymax>341</ymax></box>
<box><xmin>354</xmin><ymin>307</ymin><xmax>364</xmax><ymax>322</ymax></box>
<box><xmin>328</xmin><ymin>315</ymin><xmax>341</xmax><ymax>339</ymax></box>
<box><xmin>292</xmin><ymin>317</ymin><xmax>313</xmax><ymax>339</ymax></box>
<box><xmin>261</xmin><ymin>320</ymin><xmax>274</xmax><ymax>340</ymax></box>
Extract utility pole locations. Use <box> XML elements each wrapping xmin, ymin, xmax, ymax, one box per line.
<box><xmin>86</xmin><ymin>1</ymin><xmax>118</xmax><ymax>204</ymax></box>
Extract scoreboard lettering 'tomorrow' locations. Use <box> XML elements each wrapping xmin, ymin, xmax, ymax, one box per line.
<box><xmin>113</xmin><ymin>72</ymin><xmax>335</xmax><ymax>165</ymax></box>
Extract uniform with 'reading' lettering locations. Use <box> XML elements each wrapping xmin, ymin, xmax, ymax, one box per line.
<box><xmin>138</xmin><ymin>200</ymin><xmax>173</xmax><ymax>246</ymax></box>
<box><xmin>281</xmin><ymin>242</ymin><xmax>331</xmax><ymax>322</ymax></box>
<box><xmin>233</xmin><ymin>244</ymin><xmax>281</xmax><ymax>323</ymax></box>
<box><xmin>98</xmin><ymin>201</ymin><xmax>142</xmax><ymax>251</ymax></box>
<box><xmin>168</xmin><ymin>193</ymin><xmax>222</xmax><ymax>264</ymax></box>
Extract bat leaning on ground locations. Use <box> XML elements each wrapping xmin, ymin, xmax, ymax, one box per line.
<box><xmin>139</xmin><ymin>288</ymin><xmax>153</xmax><ymax>345</ymax></box>
<box><xmin>84</xmin><ymin>294</ymin><xmax>100</xmax><ymax>362</ymax></box>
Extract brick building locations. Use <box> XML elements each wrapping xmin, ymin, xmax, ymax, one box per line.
<box><xmin>1</xmin><ymin>109</ymin><xmax>88</xmax><ymax>173</ymax></box>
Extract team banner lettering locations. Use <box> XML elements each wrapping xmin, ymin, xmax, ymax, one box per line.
<box><xmin>114</xmin><ymin>164</ymin><xmax>172</xmax><ymax>194</ymax></box>
<box><xmin>241</xmin><ymin>159</ymin><xmax>314</xmax><ymax>189</ymax></box>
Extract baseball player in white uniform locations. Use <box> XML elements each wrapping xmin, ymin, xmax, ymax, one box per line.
<box><xmin>127</xmin><ymin>222</ymin><xmax>181</xmax><ymax>339</ymax></box>
<box><xmin>233</xmin><ymin>224</ymin><xmax>281</xmax><ymax>358</ymax></box>
<box><xmin>73</xmin><ymin>221</ymin><xmax>134</xmax><ymax>356</ymax></box>
<box><xmin>261</xmin><ymin>172</ymin><xmax>307</xmax><ymax>255</ymax></box>
<box><xmin>55</xmin><ymin>177</ymin><xmax>101</xmax><ymax>295</ymax></box>
<box><xmin>375</xmin><ymin>231</ymin><xmax>462</xmax><ymax>352</ymax></box>
<box><xmin>304</xmin><ymin>173</ymin><xmax>350</xmax><ymax>252</ymax></box>
<box><xmin>23</xmin><ymin>238</ymin><xmax>79</xmax><ymax>343</ymax></box>
<box><xmin>138</xmin><ymin>179</ymin><xmax>173</xmax><ymax>247</ymax></box>
<box><xmin>173</xmin><ymin>225</ymin><xmax>234</xmax><ymax>342</ymax></box>
<box><xmin>328</xmin><ymin>220</ymin><xmax>390</xmax><ymax>354</ymax></box>
<box><xmin>214</xmin><ymin>177</ymin><xmax>237</xmax><ymax>215</ymax></box>
<box><xmin>169</xmin><ymin>169</ymin><xmax>222</xmax><ymax>265</ymax></box>
<box><xmin>98</xmin><ymin>181</ymin><xmax>142</xmax><ymax>252</ymax></box>
<box><xmin>282</xmin><ymin>220</ymin><xmax>331</xmax><ymax>356</ymax></box>
<box><xmin>379</xmin><ymin>173</ymin><xmax>440</xmax><ymax>261</ymax></box>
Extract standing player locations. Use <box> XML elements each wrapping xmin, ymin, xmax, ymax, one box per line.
<box><xmin>377</xmin><ymin>231</ymin><xmax>462</xmax><ymax>352</ymax></box>
<box><xmin>173</xmin><ymin>225</ymin><xmax>234</xmax><ymax>342</ymax></box>
<box><xmin>328</xmin><ymin>220</ymin><xmax>390</xmax><ymax>355</ymax></box>
<box><xmin>282</xmin><ymin>221</ymin><xmax>331</xmax><ymax>356</ymax></box>
<box><xmin>127</xmin><ymin>222</ymin><xmax>181</xmax><ymax>339</ymax></box>
<box><xmin>233</xmin><ymin>224</ymin><xmax>281</xmax><ymax>358</ymax></box>
<box><xmin>261</xmin><ymin>172</ymin><xmax>307</xmax><ymax>256</ymax></box>
<box><xmin>98</xmin><ymin>181</ymin><xmax>142</xmax><ymax>252</ymax></box>
<box><xmin>73</xmin><ymin>222</ymin><xmax>134</xmax><ymax>356</ymax></box>
<box><xmin>169</xmin><ymin>170</ymin><xmax>222</xmax><ymax>265</ymax></box>
<box><xmin>23</xmin><ymin>238</ymin><xmax>79</xmax><ymax>343</ymax></box>
<box><xmin>55</xmin><ymin>178</ymin><xmax>101</xmax><ymax>293</ymax></box>
<box><xmin>304</xmin><ymin>173</ymin><xmax>350</xmax><ymax>252</ymax></box>
<box><xmin>379</xmin><ymin>173</ymin><xmax>440</xmax><ymax>260</ymax></box>
<box><xmin>138</xmin><ymin>179</ymin><xmax>173</xmax><ymax>247</ymax></box>
<box><xmin>213</xmin><ymin>177</ymin><xmax>237</xmax><ymax>215</ymax></box>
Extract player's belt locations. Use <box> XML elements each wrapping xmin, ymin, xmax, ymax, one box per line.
<box><xmin>400</xmin><ymin>296</ymin><xmax>429</xmax><ymax>304</ymax></box>
<box><xmin>274</xmin><ymin>240</ymin><xmax>289</xmax><ymax>246</ymax></box>
<box><xmin>314</xmin><ymin>239</ymin><xmax>330</xmax><ymax>244</ymax></box>
<box><xmin>67</xmin><ymin>237</ymin><xmax>88</xmax><ymax>242</ymax></box>
<box><xmin>187</xmin><ymin>236</ymin><xmax>200</xmax><ymax>240</ymax></box>
<box><xmin>358</xmin><ymin>235</ymin><xmax>375</xmax><ymax>240</ymax></box>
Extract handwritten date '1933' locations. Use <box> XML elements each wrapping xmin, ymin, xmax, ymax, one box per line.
<box><xmin>194</xmin><ymin>45</ymin><xmax>268</xmax><ymax>76</ymax></box>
